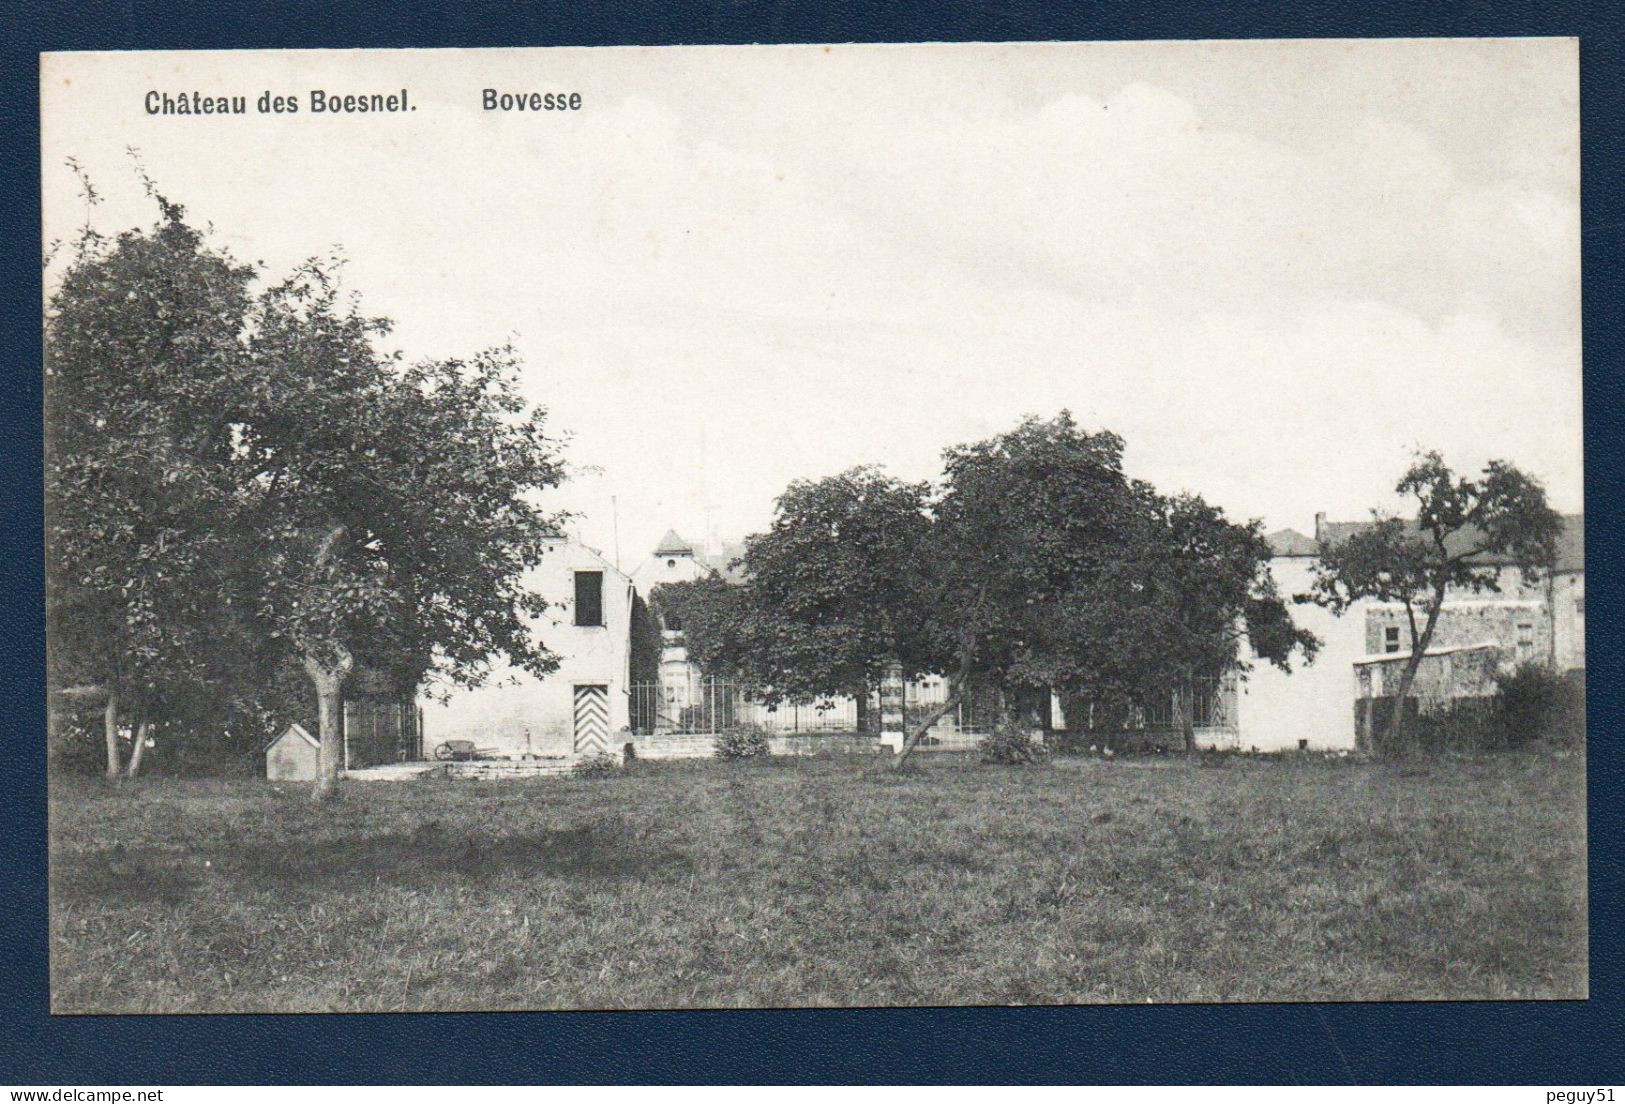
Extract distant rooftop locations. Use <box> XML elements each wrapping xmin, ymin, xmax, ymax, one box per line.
<box><xmin>1265</xmin><ymin>528</ymin><xmax>1318</xmax><ymax>557</ymax></box>
<box><xmin>703</xmin><ymin>540</ymin><xmax>749</xmax><ymax>584</ymax></box>
<box><xmin>653</xmin><ymin>529</ymin><xmax>696</xmax><ymax>556</ymax></box>
<box><xmin>1271</xmin><ymin>514</ymin><xmax>1583</xmax><ymax>573</ymax></box>
<box><xmin>648</xmin><ymin>528</ymin><xmax>748</xmax><ymax>583</ymax></box>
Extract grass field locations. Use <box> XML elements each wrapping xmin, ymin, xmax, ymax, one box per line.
<box><xmin>48</xmin><ymin>750</ymin><xmax>1587</xmax><ymax>1012</ymax></box>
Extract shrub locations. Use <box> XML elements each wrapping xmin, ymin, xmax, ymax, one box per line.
<box><xmin>572</xmin><ymin>751</ymin><xmax>622</xmax><ymax>777</ymax></box>
<box><xmin>714</xmin><ymin>723</ymin><xmax>771</xmax><ymax>760</ymax></box>
<box><xmin>979</xmin><ymin>721</ymin><xmax>1047</xmax><ymax>765</ymax></box>
<box><xmin>1408</xmin><ymin>697</ymin><xmax>1499</xmax><ymax>753</ymax></box>
<box><xmin>1494</xmin><ymin>662</ymin><xmax>1584</xmax><ymax>746</ymax></box>
<box><xmin>1377</xmin><ymin>666</ymin><xmax>1587</xmax><ymax>755</ymax></box>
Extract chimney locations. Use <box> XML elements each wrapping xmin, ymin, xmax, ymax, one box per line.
<box><xmin>1314</xmin><ymin>512</ymin><xmax>1326</xmax><ymax>542</ymax></box>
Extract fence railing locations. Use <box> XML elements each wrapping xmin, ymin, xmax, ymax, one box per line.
<box><xmin>629</xmin><ymin>677</ymin><xmax>1000</xmax><ymax>737</ymax></box>
<box><xmin>628</xmin><ymin>676</ymin><xmax>1235</xmax><ymax>737</ymax></box>
<box><xmin>630</xmin><ymin>678</ymin><xmax>841</xmax><ymax>735</ymax></box>
<box><xmin>1056</xmin><ymin>676</ymin><xmax>1237</xmax><ymax>733</ymax></box>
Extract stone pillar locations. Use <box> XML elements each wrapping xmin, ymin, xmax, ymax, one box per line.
<box><xmin>878</xmin><ymin>660</ymin><xmax>906</xmax><ymax>753</ymax></box>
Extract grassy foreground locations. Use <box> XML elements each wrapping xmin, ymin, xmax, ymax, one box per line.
<box><xmin>49</xmin><ymin>751</ymin><xmax>1586</xmax><ymax>1011</ymax></box>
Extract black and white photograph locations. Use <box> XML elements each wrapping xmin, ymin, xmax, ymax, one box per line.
<box><xmin>42</xmin><ymin>39</ymin><xmax>1584</xmax><ymax>1014</ymax></box>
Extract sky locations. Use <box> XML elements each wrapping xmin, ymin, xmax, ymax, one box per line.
<box><xmin>41</xmin><ymin>40</ymin><xmax>1581</xmax><ymax>568</ymax></box>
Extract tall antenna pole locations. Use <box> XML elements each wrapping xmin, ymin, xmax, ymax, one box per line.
<box><xmin>699</xmin><ymin>421</ymin><xmax>710</xmax><ymax>554</ymax></box>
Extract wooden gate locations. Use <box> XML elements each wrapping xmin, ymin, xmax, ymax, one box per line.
<box><xmin>572</xmin><ymin>684</ymin><xmax>610</xmax><ymax>756</ymax></box>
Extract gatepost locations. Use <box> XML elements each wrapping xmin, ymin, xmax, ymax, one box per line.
<box><xmin>879</xmin><ymin>660</ymin><xmax>906</xmax><ymax>753</ymax></box>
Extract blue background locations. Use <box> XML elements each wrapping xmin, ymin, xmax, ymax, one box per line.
<box><xmin>2</xmin><ymin>0</ymin><xmax>1618</xmax><ymax>1085</ymax></box>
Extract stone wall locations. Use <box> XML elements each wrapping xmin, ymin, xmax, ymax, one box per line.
<box><xmin>1364</xmin><ymin>601</ymin><xmax>1545</xmax><ymax>668</ymax></box>
<box><xmin>1356</xmin><ymin>645</ymin><xmax>1503</xmax><ymax>705</ymax></box>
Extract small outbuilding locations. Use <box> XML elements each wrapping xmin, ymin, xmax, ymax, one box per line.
<box><xmin>266</xmin><ymin>723</ymin><xmax>320</xmax><ymax>781</ymax></box>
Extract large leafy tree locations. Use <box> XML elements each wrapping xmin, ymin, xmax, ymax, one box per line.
<box><xmin>1117</xmin><ymin>492</ymin><xmax>1319</xmax><ymax>749</ymax></box>
<box><xmin>47</xmin><ymin>185</ymin><xmax>570</xmax><ymax>794</ymax></box>
<box><xmin>45</xmin><ymin>194</ymin><xmax>260</xmax><ymax>777</ymax></box>
<box><xmin>659</xmin><ymin>468</ymin><xmax>935</xmax><ymax>721</ymax></box>
<box><xmin>1302</xmin><ymin>451</ymin><xmax>1562</xmax><ymax>751</ymax></box>
<box><xmin>669</xmin><ymin>414</ymin><xmax>1321</xmax><ymax>765</ymax></box>
<box><xmin>240</xmin><ymin>260</ymin><xmax>567</xmax><ymax>799</ymax></box>
<box><xmin>899</xmin><ymin>413</ymin><xmax>1156</xmax><ymax>760</ymax></box>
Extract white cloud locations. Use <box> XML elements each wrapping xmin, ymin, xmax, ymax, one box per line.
<box><xmin>42</xmin><ymin>41</ymin><xmax>1580</xmax><ymax>561</ymax></box>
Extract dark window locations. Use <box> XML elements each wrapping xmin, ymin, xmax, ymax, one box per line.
<box><xmin>1384</xmin><ymin>626</ymin><xmax>1400</xmax><ymax>653</ymax></box>
<box><xmin>664</xmin><ymin>609</ymin><xmax>684</xmax><ymax>632</ymax></box>
<box><xmin>574</xmin><ymin>571</ymin><xmax>604</xmax><ymax>627</ymax></box>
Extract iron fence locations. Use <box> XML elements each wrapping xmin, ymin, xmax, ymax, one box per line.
<box><xmin>629</xmin><ymin>677</ymin><xmax>1000</xmax><ymax>736</ymax></box>
<box><xmin>630</xmin><ymin>677</ymin><xmax>859</xmax><ymax>735</ymax></box>
<box><xmin>629</xmin><ymin>674</ymin><xmax>1237</xmax><ymax>738</ymax></box>
<box><xmin>1058</xmin><ymin>675</ymin><xmax>1237</xmax><ymax>733</ymax></box>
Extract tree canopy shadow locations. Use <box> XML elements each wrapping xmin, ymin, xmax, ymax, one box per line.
<box><xmin>54</xmin><ymin>821</ymin><xmax>691</xmax><ymax>904</ymax></box>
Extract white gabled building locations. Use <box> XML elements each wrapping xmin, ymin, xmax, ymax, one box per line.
<box><xmin>628</xmin><ymin>530</ymin><xmax>748</xmax><ymax>722</ymax></box>
<box><xmin>422</xmin><ymin>534</ymin><xmax>638</xmax><ymax>760</ymax></box>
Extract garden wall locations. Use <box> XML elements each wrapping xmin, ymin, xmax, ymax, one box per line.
<box><xmin>626</xmin><ymin>729</ymin><xmax>986</xmax><ymax>759</ymax></box>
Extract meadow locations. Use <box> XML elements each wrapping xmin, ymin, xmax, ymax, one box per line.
<box><xmin>48</xmin><ymin>750</ymin><xmax>1587</xmax><ymax>1012</ymax></box>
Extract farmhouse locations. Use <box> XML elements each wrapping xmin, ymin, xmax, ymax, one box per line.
<box><xmin>1235</xmin><ymin>513</ymin><xmax>1584</xmax><ymax>751</ymax></box>
<box><xmin>422</xmin><ymin>534</ymin><xmax>643</xmax><ymax>760</ymax></box>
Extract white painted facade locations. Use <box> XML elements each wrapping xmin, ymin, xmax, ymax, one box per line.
<box><xmin>1237</xmin><ymin>520</ymin><xmax>1585</xmax><ymax>752</ymax></box>
<box><xmin>421</xmin><ymin>535</ymin><xmax>636</xmax><ymax>759</ymax></box>
<box><xmin>628</xmin><ymin>532</ymin><xmax>712</xmax><ymax>592</ymax></box>
<box><xmin>1233</xmin><ymin>555</ymin><xmax>1365</xmax><ymax>751</ymax></box>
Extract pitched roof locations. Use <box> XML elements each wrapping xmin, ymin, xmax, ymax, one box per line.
<box><xmin>1265</xmin><ymin>528</ymin><xmax>1318</xmax><ymax>557</ymax></box>
<box><xmin>541</xmin><ymin>531</ymin><xmax>633</xmax><ymax>582</ymax></box>
<box><xmin>1315</xmin><ymin>513</ymin><xmax>1583</xmax><ymax>573</ymax></box>
<box><xmin>265</xmin><ymin>722</ymin><xmax>318</xmax><ymax>752</ymax></box>
<box><xmin>654</xmin><ymin>529</ymin><xmax>695</xmax><ymax>556</ymax></box>
<box><xmin>701</xmin><ymin>540</ymin><xmax>750</xmax><ymax>583</ymax></box>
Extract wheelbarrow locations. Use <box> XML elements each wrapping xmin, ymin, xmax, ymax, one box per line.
<box><xmin>432</xmin><ymin>738</ymin><xmax>480</xmax><ymax>762</ymax></box>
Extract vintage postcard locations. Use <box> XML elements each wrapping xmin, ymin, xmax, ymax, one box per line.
<box><xmin>42</xmin><ymin>40</ymin><xmax>1583</xmax><ymax>1013</ymax></box>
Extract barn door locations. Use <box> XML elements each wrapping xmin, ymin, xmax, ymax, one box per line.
<box><xmin>573</xmin><ymin>684</ymin><xmax>610</xmax><ymax>756</ymax></box>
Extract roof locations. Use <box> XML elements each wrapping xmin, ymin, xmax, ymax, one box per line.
<box><xmin>1352</xmin><ymin>641</ymin><xmax>1503</xmax><ymax>666</ymax></box>
<box><xmin>1311</xmin><ymin>513</ymin><xmax>1583</xmax><ymax>573</ymax></box>
<box><xmin>654</xmin><ymin>529</ymin><xmax>695</xmax><ymax>556</ymax></box>
<box><xmin>542</xmin><ymin>531</ymin><xmax>633</xmax><ymax>581</ymax></box>
<box><xmin>701</xmin><ymin>540</ymin><xmax>750</xmax><ymax>584</ymax></box>
<box><xmin>267</xmin><ymin>723</ymin><xmax>319</xmax><ymax>751</ymax></box>
<box><xmin>1265</xmin><ymin>528</ymin><xmax>1318</xmax><ymax>557</ymax></box>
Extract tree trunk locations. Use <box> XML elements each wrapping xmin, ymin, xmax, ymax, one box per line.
<box><xmin>304</xmin><ymin>647</ymin><xmax>353</xmax><ymax>802</ymax></box>
<box><xmin>896</xmin><ymin>640</ymin><xmax>978</xmax><ymax>769</ymax></box>
<box><xmin>1179</xmin><ymin>668</ymin><xmax>1197</xmax><ymax>752</ymax></box>
<box><xmin>103</xmin><ymin>689</ymin><xmax>122</xmax><ymax>780</ymax></box>
<box><xmin>125</xmin><ymin>720</ymin><xmax>152</xmax><ymax>778</ymax></box>
<box><xmin>854</xmin><ymin>683</ymin><xmax>871</xmax><ymax>734</ymax></box>
<box><xmin>894</xmin><ymin>690</ymin><xmax>964</xmax><ymax>768</ymax></box>
<box><xmin>1382</xmin><ymin>599</ymin><xmax>1445</xmax><ymax>753</ymax></box>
